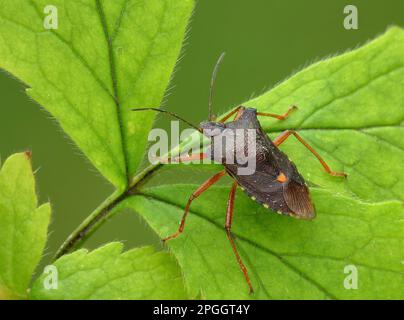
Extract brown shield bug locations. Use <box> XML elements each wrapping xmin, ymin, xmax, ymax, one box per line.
<box><xmin>132</xmin><ymin>53</ymin><xmax>347</xmax><ymax>294</ymax></box>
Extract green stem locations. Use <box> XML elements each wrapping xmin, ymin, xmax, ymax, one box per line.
<box><xmin>53</xmin><ymin>163</ymin><xmax>160</xmax><ymax>261</ymax></box>
<box><xmin>53</xmin><ymin>132</ymin><xmax>204</xmax><ymax>261</ymax></box>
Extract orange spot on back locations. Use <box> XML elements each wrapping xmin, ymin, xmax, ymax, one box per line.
<box><xmin>276</xmin><ymin>172</ymin><xmax>287</xmax><ymax>183</ymax></box>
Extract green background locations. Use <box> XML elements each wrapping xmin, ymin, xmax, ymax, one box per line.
<box><xmin>1</xmin><ymin>0</ymin><xmax>403</xmax><ymax>272</ymax></box>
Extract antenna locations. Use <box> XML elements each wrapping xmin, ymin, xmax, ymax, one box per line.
<box><xmin>131</xmin><ymin>107</ymin><xmax>202</xmax><ymax>132</ymax></box>
<box><xmin>208</xmin><ymin>52</ymin><xmax>226</xmax><ymax>121</ymax></box>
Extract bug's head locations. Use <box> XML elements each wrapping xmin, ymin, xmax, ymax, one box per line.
<box><xmin>199</xmin><ymin>121</ymin><xmax>226</xmax><ymax>137</ymax></box>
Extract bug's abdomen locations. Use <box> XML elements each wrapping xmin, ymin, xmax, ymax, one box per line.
<box><xmin>226</xmin><ymin>164</ymin><xmax>315</xmax><ymax>220</ymax></box>
<box><xmin>228</xmin><ymin>168</ymin><xmax>290</xmax><ymax>215</ymax></box>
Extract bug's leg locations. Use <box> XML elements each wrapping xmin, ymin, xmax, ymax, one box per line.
<box><xmin>225</xmin><ymin>181</ymin><xmax>254</xmax><ymax>294</ymax></box>
<box><xmin>154</xmin><ymin>152</ymin><xmax>208</xmax><ymax>164</ymax></box>
<box><xmin>233</xmin><ymin>107</ymin><xmax>245</xmax><ymax>121</ymax></box>
<box><xmin>218</xmin><ymin>106</ymin><xmax>245</xmax><ymax>123</ymax></box>
<box><xmin>256</xmin><ymin>105</ymin><xmax>297</xmax><ymax>120</ymax></box>
<box><xmin>162</xmin><ymin>170</ymin><xmax>227</xmax><ymax>242</ymax></box>
<box><xmin>273</xmin><ymin>130</ymin><xmax>347</xmax><ymax>177</ymax></box>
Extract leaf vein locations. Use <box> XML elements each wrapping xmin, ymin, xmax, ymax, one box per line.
<box><xmin>137</xmin><ymin>193</ymin><xmax>337</xmax><ymax>299</ymax></box>
<box><xmin>27</xmin><ymin>0</ymin><xmax>115</xmax><ymax>99</ymax></box>
<box><xmin>299</xmin><ymin>64</ymin><xmax>404</xmax><ymax>127</ymax></box>
<box><xmin>95</xmin><ymin>0</ymin><xmax>130</xmax><ymax>185</ymax></box>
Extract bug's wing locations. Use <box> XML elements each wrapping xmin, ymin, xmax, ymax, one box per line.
<box><xmin>283</xmin><ymin>180</ymin><xmax>315</xmax><ymax>219</ymax></box>
<box><xmin>229</xmin><ymin>168</ymin><xmax>315</xmax><ymax>219</ymax></box>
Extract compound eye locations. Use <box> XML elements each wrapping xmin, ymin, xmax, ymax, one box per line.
<box><xmin>200</xmin><ymin>121</ymin><xmax>225</xmax><ymax>137</ymax></box>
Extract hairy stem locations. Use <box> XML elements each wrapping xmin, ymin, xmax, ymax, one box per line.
<box><xmin>53</xmin><ymin>132</ymin><xmax>204</xmax><ymax>260</ymax></box>
<box><xmin>53</xmin><ymin>163</ymin><xmax>161</xmax><ymax>260</ymax></box>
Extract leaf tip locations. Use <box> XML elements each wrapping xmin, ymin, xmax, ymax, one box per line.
<box><xmin>24</xmin><ymin>150</ymin><xmax>32</xmax><ymax>161</ymax></box>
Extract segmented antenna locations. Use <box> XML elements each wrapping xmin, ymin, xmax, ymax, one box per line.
<box><xmin>208</xmin><ymin>52</ymin><xmax>226</xmax><ymax>121</ymax></box>
<box><xmin>131</xmin><ymin>107</ymin><xmax>202</xmax><ymax>132</ymax></box>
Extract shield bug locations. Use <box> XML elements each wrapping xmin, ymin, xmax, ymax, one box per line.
<box><xmin>132</xmin><ymin>53</ymin><xmax>347</xmax><ymax>294</ymax></box>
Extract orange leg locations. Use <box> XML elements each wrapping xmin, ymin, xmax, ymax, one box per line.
<box><xmin>219</xmin><ymin>106</ymin><xmax>245</xmax><ymax>123</ymax></box>
<box><xmin>163</xmin><ymin>170</ymin><xmax>227</xmax><ymax>242</ymax></box>
<box><xmin>225</xmin><ymin>181</ymin><xmax>254</xmax><ymax>294</ymax></box>
<box><xmin>220</xmin><ymin>105</ymin><xmax>296</xmax><ymax>123</ymax></box>
<box><xmin>156</xmin><ymin>152</ymin><xmax>208</xmax><ymax>164</ymax></box>
<box><xmin>273</xmin><ymin>130</ymin><xmax>347</xmax><ymax>177</ymax></box>
<box><xmin>256</xmin><ymin>105</ymin><xmax>297</xmax><ymax>120</ymax></box>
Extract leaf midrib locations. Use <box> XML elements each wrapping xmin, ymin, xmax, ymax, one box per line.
<box><xmin>96</xmin><ymin>0</ymin><xmax>130</xmax><ymax>185</ymax></box>
<box><xmin>134</xmin><ymin>192</ymin><xmax>337</xmax><ymax>299</ymax></box>
<box><xmin>135</xmin><ymin>190</ymin><xmax>404</xmax><ymax>298</ymax></box>
<box><xmin>111</xmin><ymin>0</ymin><xmax>130</xmax><ymax>41</ymax></box>
<box><xmin>20</xmin><ymin>1</ymin><xmax>126</xmax><ymax>180</ymax></box>
<box><xmin>305</xmin><ymin>136</ymin><xmax>402</xmax><ymax>199</ymax></box>
<box><xmin>299</xmin><ymin>64</ymin><xmax>404</xmax><ymax>127</ymax></box>
<box><xmin>255</xmin><ymin>40</ymin><xmax>400</xmax><ymax>130</ymax></box>
<box><xmin>26</xmin><ymin>0</ymin><xmax>115</xmax><ymax>99</ymax></box>
<box><xmin>33</xmin><ymin>58</ymin><xmax>125</xmax><ymax>177</ymax></box>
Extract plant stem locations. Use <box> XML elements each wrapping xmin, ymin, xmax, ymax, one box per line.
<box><xmin>53</xmin><ymin>163</ymin><xmax>160</xmax><ymax>261</ymax></box>
<box><xmin>53</xmin><ymin>132</ymin><xmax>204</xmax><ymax>260</ymax></box>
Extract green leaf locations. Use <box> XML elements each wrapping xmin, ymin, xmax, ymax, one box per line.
<box><xmin>0</xmin><ymin>0</ymin><xmax>194</xmax><ymax>189</ymax></box>
<box><xmin>30</xmin><ymin>243</ymin><xmax>188</xmax><ymax>299</ymax></box>
<box><xmin>246</xmin><ymin>27</ymin><xmax>404</xmax><ymax>203</ymax></box>
<box><xmin>116</xmin><ymin>27</ymin><xmax>404</xmax><ymax>299</ymax></box>
<box><xmin>0</xmin><ymin>152</ymin><xmax>51</xmax><ymax>299</ymax></box>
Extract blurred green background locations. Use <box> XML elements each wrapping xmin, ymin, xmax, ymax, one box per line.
<box><xmin>1</xmin><ymin>0</ymin><xmax>403</xmax><ymax>272</ymax></box>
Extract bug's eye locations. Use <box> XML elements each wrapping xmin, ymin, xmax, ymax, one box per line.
<box><xmin>199</xmin><ymin>121</ymin><xmax>225</xmax><ymax>136</ymax></box>
<box><xmin>199</xmin><ymin>121</ymin><xmax>225</xmax><ymax>128</ymax></box>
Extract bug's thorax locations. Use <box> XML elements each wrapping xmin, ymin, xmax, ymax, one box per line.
<box><xmin>200</xmin><ymin>108</ymin><xmax>260</xmax><ymax>163</ymax></box>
